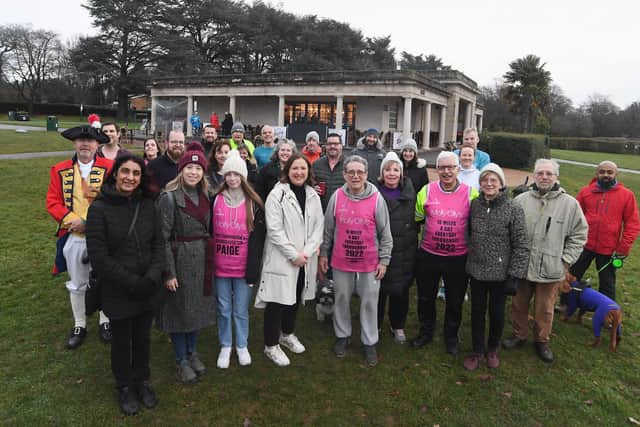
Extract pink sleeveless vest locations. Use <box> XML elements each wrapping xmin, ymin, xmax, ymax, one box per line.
<box><xmin>212</xmin><ymin>196</ymin><xmax>249</xmax><ymax>277</ymax></box>
<box><xmin>331</xmin><ymin>188</ymin><xmax>379</xmax><ymax>273</ymax></box>
<box><xmin>421</xmin><ymin>181</ymin><xmax>471</xmax><ymax>256</ymax></box>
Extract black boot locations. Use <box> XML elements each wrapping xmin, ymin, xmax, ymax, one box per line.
<box><xmin>410</xmin><ymin>333</ymin><xmax>432</xmax><ymax>349</ymax></box>
<box><xmin>117</xmin><ymin>386</ymin><xmax>140</xmax><ymax>416</ymax></box>
<box><xmin>99</xmin><ymin>323</ymin><xmax>112</xmax><ymax>343</ymax></box>
<box><xmin>135</xmin><ymin>381</ymin><xmax>157</xmax><ymax>409</ymax></box>
<box><xmin>66</xmin><ymin>327</ymin><xmax>87</xmax><ymax>350</ymax></box>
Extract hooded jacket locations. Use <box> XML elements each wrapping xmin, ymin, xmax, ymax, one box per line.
<box><xmin>320</xmin><ymin>181</ymin><xmax>393</xmax><ymax>266</ymax></box>
<box><xmin>404</xmin><ymin>157</ymin><xmax>429</xmax><ymax>193</ymax></box>
<box><xmin>514</xmin><ymin>184</ymin><xmax>588</xmax><ymax>283</ymax></box>
<box><xmin>352</xmin><ymin>137</ymin><xmax>385</xmax><ymax>183</ymax></box>
<box><xmin>576</xmin><ymin>178</ymin><xmax>640</xmax><ymax>256</ymax></box>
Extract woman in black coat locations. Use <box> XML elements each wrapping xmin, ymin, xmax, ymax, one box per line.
<box><xmin>86</xmin><ymin>154</ymin><xmax>164</xmax><ymax>416</ymax></box>
<box><xmin>401</xmin><ymin>138</ymin><xmax>429</xmax><ymax>193</ymax></box>
<box><xmin>255</xmin><ymin>139</ymin><xmax>296</xmax><ymax>201</ymax></box>
<box><xmin>374</xmin><ymin>152</ymin><xmax>418</xmax><ymax>344</ymax></box>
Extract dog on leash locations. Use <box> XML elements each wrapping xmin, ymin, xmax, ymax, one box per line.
<box><xmin>560</xmin><ymin>280</ymin><xmax>623</xmax><ymax>352</ymax></box>
<box><xmin>315</xmin><ymin>278</ymin><xmax>335</xmax><ymax>321</ymax></box>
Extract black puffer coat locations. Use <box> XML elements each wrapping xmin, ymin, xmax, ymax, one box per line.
<box><xmin>86</xmin><ymin>183</ymin><xmax>164</xmax><ymax>320</ymax></box>
<box><xmin>255</xmin><ymin>159</ymin><xmax>281</xmax><ymax>201</ymax></box>
<box><xmin>375</xmin><ymin>179</ymin><xmax>418</xmax><ymax>295</ymax></box>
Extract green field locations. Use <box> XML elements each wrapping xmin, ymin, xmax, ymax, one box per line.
<box><xmin>0</xmin><ymin>153</ymin><xmax>639</xmax><ymax>425</ymax></box>
<box><xmin>0</xmin><ymin>130</ymin><xmax>142</xmax><ymax>155</ymax></box>
<box><xmin>0</xmin><ymin>115</ymin><xmax>134</xmax><ymax>130</ymax></box>
<box><xmin>552</xmin><ymin>149</ymin><xmax>640</xmax><ymax>171</ymax></box>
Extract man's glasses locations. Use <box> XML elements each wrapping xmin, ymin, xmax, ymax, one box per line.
<box><xmin>345</xmin><ymin>170</ymin><xmax>366</xmax><ymax>177</ymax></box>
<box><xmin>437</xmin><ymin>165</ymin><xmax>457</xmax><ymax>171</ymax></box>
<box><xmin>169</xmin><ymin>140</ymin><xmax>185</xmax><ymax>145</ymax></box>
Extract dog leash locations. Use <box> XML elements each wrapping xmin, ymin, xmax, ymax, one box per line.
<box><xmin>597</xmin><ymin>255</ymin><xmax>625</xmax><ymax>273</ymax></box>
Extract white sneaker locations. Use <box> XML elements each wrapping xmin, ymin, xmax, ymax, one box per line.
<box><xmin>264</xmin><ymin>345</ymin><xmax>290</xmax><ymax>366</ymax></box>
<box><xmin>236</xmin><ymin>346</ymin><xmax>252</xmax><ymax>366</ymax></box>
<box><xmin>217</xmin><ymin>346</ymin><xmax>231</xmax><ymax>369</ymax></box>
<box><xmin>279</xmin><ymin>334</ymin><xmax>306</xmax><ymax>354</ymax></box>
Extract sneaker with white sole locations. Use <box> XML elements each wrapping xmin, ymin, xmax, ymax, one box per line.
<box><xmin>236</xmin><ymin>347</ymin><xmax>252</xmax><ymax>366</ymax></box>
<box><xmin>279</xmin><ymin>334</ymin><xmax>306</xmax><ymax>354</ymax></box>
<box><xmin>217</xmin><ymin>346</ymin><xmax>231</xmax><ymax>369</ymax></box>
<box><xmin>264</xmin><ymin>345</ymin><xmax>290</xmax><ymax>366</ymax></box>
<box><xmin>390</xmin><ymin>327</ymin><xmax>407</xmax><ymax>344</ymax></box>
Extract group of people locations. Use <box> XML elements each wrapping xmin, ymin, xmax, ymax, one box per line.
<box><xmin>46</xmin><ymin>121</ymin><xmax>639</xmax><ymax>416</ymax></box>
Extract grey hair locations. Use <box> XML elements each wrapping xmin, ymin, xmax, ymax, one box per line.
<box><xmin>534</xmin><ymin>158</ymin><xmax>560</xmax><ymax>176</ymax></box>
<box><xmin>270</xmin><ymin>138</ymin><xmax>298</xmax><ymax>162</ymax></box>
<box><xmin>436</xmin><ymin>151</ymin><xmax>460</xmax><ymax>168</ymax></box>
<box><xmin>344</xmin><ymin>154</ymin><xmax>368</xmax><ymax>172</ymax></box>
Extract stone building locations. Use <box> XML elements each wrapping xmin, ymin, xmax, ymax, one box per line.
<box><xmin>150</xmin><ymin>69</ymin><xmax>483</xmax><ymax>148</ymax></box>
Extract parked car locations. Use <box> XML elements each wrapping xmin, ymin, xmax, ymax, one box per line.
<box><xmin>14</xmin><ymin>111</ymin><xmax>31</xmax><ymax>121</ymax></box>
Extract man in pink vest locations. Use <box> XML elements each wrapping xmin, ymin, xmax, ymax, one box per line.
<box><xmin>411</xmin><ymin>151</ymin><xmax>479</xmax><ymax>355</ymax></box>
<box><xmin>320</xmin><ymin>155</ymin><xmax>393</xmax><ymax>367</ymax></box>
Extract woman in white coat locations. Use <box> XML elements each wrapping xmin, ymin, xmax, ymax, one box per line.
<box><xmin>255</xmin><ymin>153</ymin><xmax>324</xmax><ymax>366</ymax></box>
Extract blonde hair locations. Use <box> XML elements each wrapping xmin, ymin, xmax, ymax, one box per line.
<box><xmin>164</xmin><ymin>167</ymin><xmax>210</xmax><ymax>193</ymax></box>
<box><xmin>214</xmin><ymin>176</ymin><xmax>263</xmax><ymax>231</ymax></box>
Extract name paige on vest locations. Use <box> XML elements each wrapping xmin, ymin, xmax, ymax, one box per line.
<box><xmin>215</xmin><ymin>233</ymin><xmax>247</xmax><ymax>256</ymax></box>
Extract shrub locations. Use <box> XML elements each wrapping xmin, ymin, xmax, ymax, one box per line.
<box><xmin>549</xmin><ymin>137</ymin><xmax>639</xmax><ymax>154</ymax></box>
<box><xmin>479</xmin><ymin>132</ymin><xmax>548</xmax><ymax>169</ymax></box>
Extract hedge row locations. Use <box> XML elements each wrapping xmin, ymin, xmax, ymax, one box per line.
<box><xmin>479</xmin><ymin>132</ymin><xmax>549</xmax><ymax>169</ymax></box>
<box><xmin>549</xmin><ymin>137</ymin><xmax>640</xmax><ymax>155</ymax></box>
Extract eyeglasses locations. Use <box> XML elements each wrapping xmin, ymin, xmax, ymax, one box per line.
<box><xmin>437</xmin><ymin>165</ymin><xmax>457</xmax><ymax>171</ymax></box>
<box><xmin>535</xmin><ymin>171</ymin><xmax>556</xmax><ymax>177</ymax></box>
<box><xmin>169</xmin><ymin>140</ymin><xmax>185</xmax><ymax>145</ymax></box>
<box><xmin>345</xmin><ymin>170</ymin><xmax>367</xmax><ymax>177</ymax></box>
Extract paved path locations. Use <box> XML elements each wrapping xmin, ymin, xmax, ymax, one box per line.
<box><xmin>0</xmin><ymin>151</ymin><xmax>73</xmax><ymax>160</ymax></box>
<box><xmin>0</xmin><ymin>123</ymin><xmax>52</xmax><ymax>132</ymax></box>
<box><xmin>553</xmin><ymin>158</ymin><xmax>640</xmax><ymax>174</ymax></box>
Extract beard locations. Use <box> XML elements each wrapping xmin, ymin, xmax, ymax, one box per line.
<box><xmin>168</xmin><ymin>146</ymin><xmax>184</xmax><ymax>160</ymax></box>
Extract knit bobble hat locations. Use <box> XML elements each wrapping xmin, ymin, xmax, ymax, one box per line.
<box><xmin>231</xmin><ymin>122</ymin><xmax>245</xmax><ymax>134</ymax></box>
<box><xmin>306</xmin><ymin>131</ymin><xmax>320</xmax><ymax>143</ymax></box>
<box><xmin>401</xmin><ymin>138</ymin><xmax>418</xmax><ymax>153</ymax></box>
<box><xmin>380</xmin><ymin>151</ymin><xmax>403</xmax><ymax>176</ymax></box>
<box><xmin>364</xmin><ymin>128</ymin><xmax>379</xmax><ymax>138</ymax></box>
<box><xmin>479</xmin><ymin>162</ymin><xmax>506</xmax><ymax>189</ymax></box>
<box><xmin>220</xmin><ymin>150</ymin><xmax>248</xmax><ymax>179</ymax></box>
<box><xmin>179</xmin><ymin>142</ymin><xmax>208</xmax><ymax>173</ymax></box>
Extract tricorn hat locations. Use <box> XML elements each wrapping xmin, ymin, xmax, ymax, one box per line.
<box><xmin>61</xmin><ymin>126</ymin><xmax>110</xmax><ymax>144</ymax></box>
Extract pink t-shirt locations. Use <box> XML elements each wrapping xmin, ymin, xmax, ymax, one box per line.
<box><xmin>213</xmin><ymin>196</ymin><xmax>249</xmax><ymax>277</ymax></box>
<box><xmin>421</xmin><ymin>181</ymin><xmax>472</xmax><ymax>256</ymax></box>
<box><xmin>331</xmin><ymin>188</ymin><xmax>379</xmax><ymax>273</ymax></box>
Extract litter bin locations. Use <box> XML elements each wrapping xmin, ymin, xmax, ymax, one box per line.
<box><xmin>46</xmin><ymin>116</ymin><xmax>58</xmax><ymax>132</ymax></box>
<box><xmin>8</xmin><ymin>110</ymin><xmax>15</xmax><ymax>120</ymax></box>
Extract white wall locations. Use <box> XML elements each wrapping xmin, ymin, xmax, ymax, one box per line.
<box><xmin>236</xmin><ymin>97</ymin><xmax>278</xmax><ymax>126</ymax></box>
<box><xmin>356</xmin><ymin>97</ymin><xmax>400</xmax><ymax>132</ymax></box>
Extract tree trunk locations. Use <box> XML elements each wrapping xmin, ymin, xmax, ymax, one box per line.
<box><xmin>117</xmin><ymin>88</ymin><xmax>128</xmax><ymax>121</ymax></box>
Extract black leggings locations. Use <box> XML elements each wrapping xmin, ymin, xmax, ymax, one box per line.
<box><xmin>264</xmin><ymin>269</ymin><xmax>305</xmax><ymax>347</ymax></box>
<box><xmin>469</xmin><ymin>278</ymin><xmax>506</xmax><ymax>354</ymax></box>
<box><xmin>110</xmin><ymin>310</ymin><xmax>153</xmax><ymax>389</ymax></box>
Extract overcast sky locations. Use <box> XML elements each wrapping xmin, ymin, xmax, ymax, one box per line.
<box><xmin>5</xmin><ymin>0</ymin><xmax>639</xmax><ymax>108</ymax></box>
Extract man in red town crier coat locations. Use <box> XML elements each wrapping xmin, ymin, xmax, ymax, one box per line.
<box><xmin>569</xmin><ymin>161</ymin><xmax>640</xmax><ymax>301</ymax></box>
<box><xmin>46</xmin><ymin>126</ymin><xmax>114</xmax><ymax>349</ymax></box>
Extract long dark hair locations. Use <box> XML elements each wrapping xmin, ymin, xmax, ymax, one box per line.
<box><xmin>208</xmin><ymin>140</ymin><xmax>232</xmax><ymax>173</ymax></box>
<box><xmin>280</xmin><ymin>153</ymin><xmax>316</xmax><ymax>187</ymax></box>
<box><xmin>103</xmin><ymin>153</ymin><xmax>150</xmax><ymax>197</ymax></box>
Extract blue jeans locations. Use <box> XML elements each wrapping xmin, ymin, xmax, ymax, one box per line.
<box><xmin>170</xmin><ymin>331</ymin><xmax>198</xmax><ymax>362</ymax></box>
<box><xmin>216</xmin><ymin>277</ymin><xmax>252</xmax><ymax>348</ymax></box>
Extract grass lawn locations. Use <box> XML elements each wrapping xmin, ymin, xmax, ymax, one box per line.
<box><xmin>0</xmin><ymin>155</ymin><xmax>639</xmax><ymax>425</ymax></box>
<box><xmin>0</xmin><ymin>130</ymin><xmax>143</xmax><ymax>155</ymax></box>
<box><xmin>0</xmin><ymin>115</ymin><xmax>134</xmax><ymax>130</ymax></box>
<box><xmin>551</xmin><ymin>149</ymin><xmax>640</xmax><ymax>171</ymax></box>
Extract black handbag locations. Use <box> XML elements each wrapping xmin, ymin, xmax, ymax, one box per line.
<box><xmin>85</xmin><ymin>202</ymin><xmax>141</xmax><ymax>315</ymax></box>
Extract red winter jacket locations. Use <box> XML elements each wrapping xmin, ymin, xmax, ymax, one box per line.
<box><xmin>576</xmin><ymin>178</ymin><xmax>640</xmax><ymax>256</ymax></box>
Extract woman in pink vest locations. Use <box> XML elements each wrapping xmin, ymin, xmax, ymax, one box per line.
<box><xmin>212</xmin><ymin>151</ymin><xmax>266</xmax><ymax>369</ymax></box>
<box><xmin>255</xmin><ymin>153</ymin><xmax>324</xmax><ymax>366</ymax></box>
<box><xmin>319</xmin><ymin>155</ymin><xmax>393</xmax><ymax>367</ymax></box>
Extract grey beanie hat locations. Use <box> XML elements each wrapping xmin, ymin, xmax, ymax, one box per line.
<box><xmin>221</xmin><ymin>150</ymin><xmax>248</xmax><ymax>179</ymax></box>
<box><xmin>231</xmin><ymin>122</ymin><xmax>245</xmax><ymax>134</ymax></box>
<box><xmin>401</xmin><ymin>138</ymin><xmax>418</xmax><ymax>153</ymax></box>
<box><xmin>380</xmin><ymin>151</ymin><xmax>403</xmax><ymax>177</ymax></box>
<box><xmin>479</xmin><ymin>162</ymin><xmax>506</xmax><ymax>188</ymax></box>
<box><xmin>306</xmin><ymin>131</ymin><xmax>320</xmax><ymax>143</ymax></box>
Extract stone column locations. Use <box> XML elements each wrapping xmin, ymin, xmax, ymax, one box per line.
<box><xmin>439</xmin><ymin>105</ymin><xmax>447</xmax><ymax>147</ymax></box>
<box><xmin>478</xmin><ymin>114</ymin><xmax>483</xmax><ymax>132</ymax></box>
<box><xmin>403</xmin><ymin>97</ymin><xmax>412</xmax><ymax>141</ymax></box>
<box><xmin>422</xmin><ymin>101</ymin><xmax>432</xmax><ymax>149</ymax></box>
<box><xmin>335</xmin><ymin>96</ymin><xmax>344</xmax><ymax>129</ymax></box>
<box><xmin>229</xmin><ymin>96</ymin><xmax>236</xmax><ymax>121</ymax></box>
<box><xmin>150</xmin><ymin>96</ymin><xmax>157</xmax><ymax>135</ymax></box>
<box><xmin>465</xmin><ymin>102</ymin><xmax>472</xmax><ymax>129</ymax></box>
<box><xmin>278</xmin><ymin>96</ymin><xmax>285</xmax><ymax>127</ymax></box>
<box><xmin>451</xmin><ymin>96</ymin><xmax>459</xmax><ymax>142</ymax></box>
<box><xmin>186</xmin><ymin>95</ymin><xmax>193</xmax><ymax>137</ymax></box>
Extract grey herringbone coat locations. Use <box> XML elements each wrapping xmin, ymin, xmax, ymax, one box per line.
<box><xmin>155</xmin><ymin>188</ymin><xmax>216</xmax><ymax>333</ymax></box>
<box><xmin>466</xmin><ymin>191</ymin><xmax>529</xmax><ymax>282</ymax></box>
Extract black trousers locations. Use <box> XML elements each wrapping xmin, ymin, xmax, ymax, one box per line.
<box><xmin>569</xmin><ymin>248</ymin><xmax>617</xmax><ymax>300</ymax></box>
<box><xmin>377</xmin><ymin>286</ymin><xmax>409</xmax><ymax>330</ymax></box>
<box><xmin>264</xmin><ymin>269</ymin><xmax>305</xmax><ymax>347</ymax></box>
<box><xmin>469</xmin><ymin>278</ymin><xmax>506</xmax><ymax>354</ymax></box>
<box><xmin>110</xmin><ymin>310</ymin><xmax>153</xmax><ymax>389</ymax></box>
<box><xmin>415</xmin><ymin>250</ymin><xmax>467</xmax><ymax>346</ymax></box>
